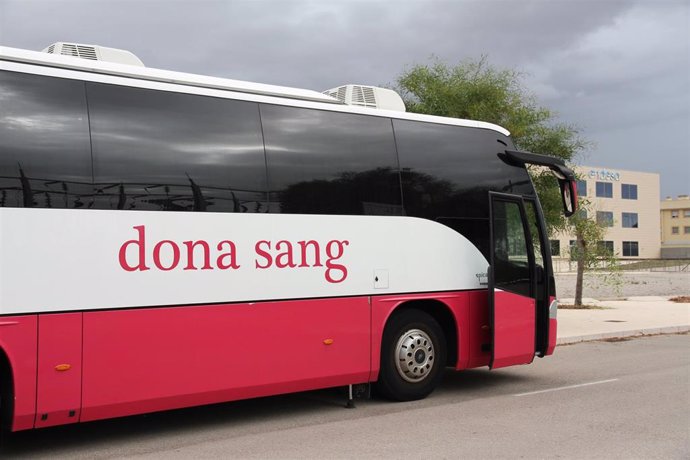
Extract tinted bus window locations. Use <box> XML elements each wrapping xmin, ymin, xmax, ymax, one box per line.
<box><xmin>260</xmin><ymin>105</ymin><xmax>402</xmax><ymax>215</ymax></box>
<box><xmin>393</xmin><ymin>120</ymin><xmax>533</xmax><ymax>220</ymax></box>
<box><xmin>393</xmin><ymin>120</ymin><xmax>533</xmax><ymax>257</ymax></box>
<box><xmin>87</xmin><ymin>83</ymin><xmax>267</xmax><ymax>212</ymax></box>
<box><xmin>0</xmin><ymin>71</ymin><xmax>93</xmax><ymax>208</ymax></box>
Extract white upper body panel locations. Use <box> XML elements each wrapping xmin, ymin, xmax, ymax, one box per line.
<box><xmin>0</xmin><ymin>209</ymin><xmax>489</xmax><ymax>315</ymax></box>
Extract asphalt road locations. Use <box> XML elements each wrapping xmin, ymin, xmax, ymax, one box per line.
<box><xmin>3</xmin><ymin>334</ymin><xmax>688</xmax><ymax>459</ymax></box>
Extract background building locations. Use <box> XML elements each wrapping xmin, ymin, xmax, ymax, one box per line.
<box><xmin>660</xmin><ymin>195</ymin><xmax>690</xmax><ymax>258</ymax></box>
<box><xmin>551</xmin><ymin>166</ymin><xmax>661</xmax><ymax>265</ymax></box>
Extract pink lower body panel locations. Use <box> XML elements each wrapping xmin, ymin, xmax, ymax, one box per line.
<box><xmin>3</xmin><ymin>289</ymin><xmax>504</xmax><ymax>429</ymax></box>
<box><xmin>0</xmin><ymin>316</ymin><xmax>37</xmax><ymax>431</ymax></box>
<box><xmin>81</xmin><ymin>298</ymin><xmax>371</xmax><ymax>422</ymax></box>
<box><xmin>35</xmin><ymin>313</ymin><xmax>82</xmax><ymax>428</ymax></box>
<box><xmin>491</xmin><ymin>290</ymin><xmax>536</xmax><ymax>369</ymax></box>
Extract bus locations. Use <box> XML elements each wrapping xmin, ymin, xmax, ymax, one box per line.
<box><xmin>0</xmin><ymin>43</ymin><xmax>577</xmax><ymax>432</ymax></box>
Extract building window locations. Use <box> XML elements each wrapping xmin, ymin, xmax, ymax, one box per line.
<box><xmin>672</xmin><ymin>226</ymin><xmax>679</xmax><ymax>234</ymax></box>
<box><xmin>575</xmin><ymin>208</ymin><xmax>587</xmax><ymax>219</ymax></box>
<box><xmin>596</xmin><ymin>211</ymin><xmax>614</xmax><ymax>227</ymax></box>
<box><xmin>671</xmin><ymin>210</ymin><xmax>679</xmax><ymax>218</ymax></box>
<box><xmin>550</xmin><ymin>240</ymin><xmax>561</xmax><ymax>256</ymax></box>
<box><xmin>684</xmin><ymin>226</ymin><xmax>690</xmax><ymax>234</ymax></box>
<box><xmin>596</xmin><ymin>182</ymin><xmax>613</xmax><ymax>198</ymax></box>
<box><xmin>576</xmin><ymin>180</ymin><xmax>587</xmax><ymax>197</ymax></box>
<box><xmin>622</xmin><ymin>241</ymin><xmax>639</xmax><ymax>257</ymax></box>
<box><xmin>622</xmin><ymin>212</ymin><xmax>639</xmax><ymax>228</ymax></box>
<box><xmin>597</xmin><ymin>241</ymin><xmax>614</xmax><ymax>254</ymax></box>
<box><xmin>621</xmin><ymin>184</ymin><xmax>637</xmax><ymax>200</ymax></box>
<box><xmin>684</xmin><ymin>209</ymin><xmax>690</xmax><ymax>218</ymax></box>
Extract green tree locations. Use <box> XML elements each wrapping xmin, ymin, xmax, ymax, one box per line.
<box><xmin>394</xmin><ymin>57</ymin><xmax>586</xmax><ymax>232</ymax></box>
<box><xmin>394</xmin><ymin>57</ymin><xmax>613</xmax><ymax>304</ymax></box>
<box><xmin>568</xmin><ymin>201</ymin><xmax>621</xmax><ymax>305</ymax></box>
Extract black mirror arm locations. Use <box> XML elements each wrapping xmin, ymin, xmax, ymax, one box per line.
<box><xmin>501</xmin><ymin>149</ymin><xmax>578</xmax><ymax>217</ymax></box>
<box><xmin>502</xmin><ymin>150</ymin><xmax>575</xmax><ymax>181</ymax></box>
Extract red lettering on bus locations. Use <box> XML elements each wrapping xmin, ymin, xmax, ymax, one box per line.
<box><xmin>275</xmin><ymin>240</ymin><xmax>297</xmax><ymax>268</ymax></box>
<box><xmin>118</xmin><ymin>228</ymin><xmax>347</xmax><ymax>282</ymax></box>
<box><xmin>325</xmin><ymin>240</ymin><xmax>349</xmax><ymax>283</ymax></box>
<box><xmin>216</xmin><ymin>240</ymin><xmax>240</xmax><ymax>270</ymax></box>
<box><xmin>183</xmin><ymin>240</ymin><xmax>213</xmax><ymax>270</ymax></box>
<box><xmin>298</xmin><ymin>240</ymin><xmax>322</xmax><ymax>267</ymax></box>
<box><xmin>153</xmin><ymin>240</ymin><xmax>180</xmax><ymax>271</ymax></box>
<box><xmin>254</xmin><ymin>240</ymin><xmax>272</xmax><ymax>269</ymax></box>
<box><xmin>118</xmin><ymin>225</ymin><xmax>150</xmax><ymax>272</ymax></box>
<box><xmin>252</xmin><ymin>239</ymin><xmax>349</xmax><ymax>283</ymax></box>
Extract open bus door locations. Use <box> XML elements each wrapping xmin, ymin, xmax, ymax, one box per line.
<box><xmin>488</xmin><ymin>193</ymin><xmax>537</xmax><ymax>369</ymax></box>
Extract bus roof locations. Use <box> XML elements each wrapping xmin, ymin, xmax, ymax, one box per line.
<box><xmin>0</xmin><ymin>45</ymin><xmax>510</xmax><ymax>136</ymax></box>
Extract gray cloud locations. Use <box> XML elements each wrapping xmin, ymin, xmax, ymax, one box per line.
<box><xmin>1</xmin><ymin>0</ymin><xmax>688</xmax><ymax>197</ymax></box>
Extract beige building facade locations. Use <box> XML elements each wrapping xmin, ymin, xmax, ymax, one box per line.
<box><xmin>551</xmin><ymin>166</ymin><xmax>661</xmax><ymax>262</ymax></box>
<box><xmin>660</xmin><ymin>195</ymin><xmax>690</xmax><ymax>258</ymax></box>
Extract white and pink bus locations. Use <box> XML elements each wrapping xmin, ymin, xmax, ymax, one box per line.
<box><xmin>0</xmin><ymin>43</ymin><xmax>576</xmax><ymax>432</ymax></box>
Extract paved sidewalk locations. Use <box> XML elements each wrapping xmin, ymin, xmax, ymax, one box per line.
<box><xmin>556</xmin><ymin>296</ymin><xmax>690</xmax><ymax>344</ymax></box>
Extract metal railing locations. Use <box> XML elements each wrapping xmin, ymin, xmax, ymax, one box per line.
<box><xmin>552</xmin><ymin>258</ymin><xmax>690</xmax><ymax>273</ymax></box>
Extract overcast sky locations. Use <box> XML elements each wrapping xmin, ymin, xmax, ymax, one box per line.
<box><xmin>1</xmin><ymin>0</ymin><xmax>688</xmax><ymax>198</ymax></box>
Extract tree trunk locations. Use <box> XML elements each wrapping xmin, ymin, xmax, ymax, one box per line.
<box><xmin>574</xmin><ymin>235</ymin><xmax>585</xmax><ymax>306</ymax></box>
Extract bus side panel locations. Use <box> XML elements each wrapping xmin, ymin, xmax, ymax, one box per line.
<box><xmin>81</xmin><ymin>298</ymin><xmax>369</xmax><ymax>422</ymax></box>
<box><xmin>0</xmin><ymin>316</ymin><xmax>37</xmax><ymax>432</ymax></box>
<box><xmin>35</xmin><ymin>313</ymin><xmax>82</xmax><ymax>428</ymax></box>
<box><xmin>466</xmin><ymin>290</ymin><xmax>491</xmax><ymax>369</ymax></box>
<box><xmin>450</xmin><ymin>294</ymin><xmax>471</xmax><ymax>370</ymax></box>
<box><xmin>369</xmin><ymin>292</ymin><xmax>471</xmax><ymax>381</ymax></box>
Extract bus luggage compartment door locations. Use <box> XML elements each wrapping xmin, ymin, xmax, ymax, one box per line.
<box><xmin>489</xmin><ymin>195</ymin><xmax>536</xmax><ymax>369</ymax></box>
<box><xmin>35</xmin><ymin>313</ymin><xmax>82</xmax><ymax>427</ymax></box>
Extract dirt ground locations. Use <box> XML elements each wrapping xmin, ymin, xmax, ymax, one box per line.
<box><xmin>554</xmin><ymin>271</ymin><xmax>690</xmax><ymax>299</ymax></box>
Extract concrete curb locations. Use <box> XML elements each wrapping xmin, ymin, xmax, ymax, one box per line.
<box><xmin>558</xmin><ymin>326</ymin><xmax>690</xmax><ymax>345</ymax></box>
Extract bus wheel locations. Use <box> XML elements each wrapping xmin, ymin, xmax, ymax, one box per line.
<box><xmin>376</xmin><ymin>309</ymin><xmax>446</xmax><ymax>401</ymax></box>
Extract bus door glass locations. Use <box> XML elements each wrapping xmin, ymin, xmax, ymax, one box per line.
<box><xmin>489</xmin><ymin>194</ymin><xmax>536</xmax><ymax>369</ymax></box>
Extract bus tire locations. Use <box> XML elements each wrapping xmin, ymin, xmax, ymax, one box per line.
<box><xmin>376</xmin><ymin>309</ymin><xmax>446</xmax><ymax>401</ymax></box>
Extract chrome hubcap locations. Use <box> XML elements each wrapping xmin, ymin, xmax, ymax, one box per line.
<box><xmin>394</xmin><ymin>329</ymin><xmax>435</xmax><ymax>383</ymax></box>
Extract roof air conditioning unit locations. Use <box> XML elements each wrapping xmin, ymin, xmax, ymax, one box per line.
<box><xmin>42</xmin><ymin>42</ymin><xmax>145</xmax><ymax>67</ymax></box>
<box><xmin>323</xmin><ymin>85</ymin><xmax>406</xmax><ymax>112</ymax></box>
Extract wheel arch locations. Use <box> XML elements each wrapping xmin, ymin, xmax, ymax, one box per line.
<box><xmin>374</xmin><ymin>301</ymin><xmax>454</xmax><ymax>401</ymax></box>
<box><xmin>0</xmin><ymin>346</ymin><xmax>14</xmax><ymax>433</ymax></box>
<box><xmin>380</xmin><ymin>299</ymin><xmax>459</xmax><ymax>368</ymax></box>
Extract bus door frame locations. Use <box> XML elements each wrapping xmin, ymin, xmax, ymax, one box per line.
<box><xmin>488</xmin><ymin>192</ymin><xmax>537</xmax><ymax>369</ymax></box>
